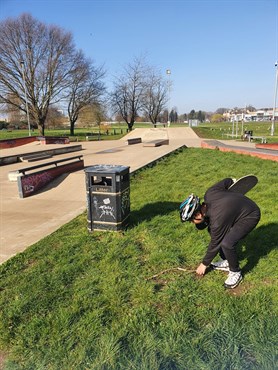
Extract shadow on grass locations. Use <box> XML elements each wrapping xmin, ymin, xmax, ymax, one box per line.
<box><xmin>129</xmin><ymin>201</ymin><xmax>180</xmax><ymax>226</ymax></box>
<box><xmin>240</xmin><ymin>222</ymin><xmax>278</xmax><ymax>274</ymax></box>
<box><xmin>130</xmin><ymin>203</ymin><xmax>277</xmax><ymax>276</ymax></box>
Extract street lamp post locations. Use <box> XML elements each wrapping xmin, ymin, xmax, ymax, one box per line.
<box><xmin>241</xmin><ymin>105</ymin><xmax>246</xmax><ymax>138</ymax></box>
<box><xmin>271</xmin><ymin>61</ymin><xmax>278</xmax><ymax>136</ymax></box>
<box><xmin>166</xmin><ymin>69</ymin><xmax>171</xmax><ymax>127</ymax></box>
<box><xmin>20</xmin><ymin>61</ymin><xmax>31</xmax><ymax>137</ymax></box>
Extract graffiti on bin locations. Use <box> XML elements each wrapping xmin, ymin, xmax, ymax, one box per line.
<box><xmin>99</xmin><ymin>198</ymin><xmax>116</xmax><ymax>219</ymax></box>
<box><xmin>121</xmin><ymin>189</ymin><xmax>130</xmax><ymax>215</ymax></box>
<box><xmin>93</xmin><ymin>196</ymin><xmax>116</xmax><ymax>219</ymax></box>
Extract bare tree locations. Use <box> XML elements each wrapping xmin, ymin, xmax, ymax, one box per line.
<box><xmin>2</xmin><ymin>93</ymin><xmax>22</xmax><ymax>124</ymax></box>
<box><xmin>246</xmin><ymin>105</ymin><xmax>256</xmax><ymax>112</ymax></box>
<box><xmin>45</xmin><ymin>106</ymin><xmax>65</xmax><ymax>129</ymax></box>
<box><xmin>110</xmin><ymin>57</ymin><xmax>149</xmax><ymax>131</ymax></box>
<box><xmin>0</xmin><ymin>13</ymin><xmax>78</xmax><ymax>135</ymax></box>
<box><xmin>66</xmin><ymin>54</ymin><xmax>106</xmax><ymax>135</ymax></box>
<box><xmin>170</xmin><ymin>107</ymin><xmax>178</xmax><ymax>123</ymax></box>
<box><xmin>215</xmin><ymin>108</ymin><xmax>228</xmax><ymax>115</ymax></box>
<box><xmin>142</xmin><ymin>71</ymin><xmax>168</xmax><ymax>127</ymax></box>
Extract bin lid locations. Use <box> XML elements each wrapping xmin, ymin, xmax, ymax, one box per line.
<box><xmin>84</xmin><ymin>164</ymin><xmax>130</xmax><ymax>174</ymax></box>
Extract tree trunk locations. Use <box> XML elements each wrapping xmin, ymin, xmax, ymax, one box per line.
<box><xmin>70</xmin><ymin>122</ymin><xmax>75</xmax><ymax>136</ymax></box>
<box><xmin>38</xmin><ymin>123</ymin><xmax>44</xmax><ymax>136</ymax></box>
<box><xmin>37</xmin><ymin>116</ymin><xmax>46</xmax><ymax>136</ymax></box>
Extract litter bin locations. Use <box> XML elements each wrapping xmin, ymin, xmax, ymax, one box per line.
<box><xmin>85</xmin><ymin>164</ymin><xmax>130</xmax><ymax>231</ymax></box>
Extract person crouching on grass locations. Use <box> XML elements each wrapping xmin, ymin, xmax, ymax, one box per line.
<box><xmin>179</xmin><ymin>178</ymin><xmax>261</xmax><ymax>289</ymax></box>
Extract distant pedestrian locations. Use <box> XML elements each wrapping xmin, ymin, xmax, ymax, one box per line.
<box><xmin>179</xmin><ymin>178</ymin><xmax>261</xmax><ymax>288</ymax></box>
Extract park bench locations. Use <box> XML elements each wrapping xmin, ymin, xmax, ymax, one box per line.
<box><xmin>126</xmin><ymin>137</ymin><xmax>142</xmax><ymax>145</ymax></box>
<box><xmin>248</xmin><ymin>136</ymin><xmax>267</xmax><ymax>144</ymax></box>
<box><xmin>85</xmin><ymin>133</ymin><xmax>96</xmax><ymax>141</ymax></box>
<box><xmin>8</xmin><ymin>155</ymin><xmax>84</xmax><ymax>198</ymax></box>
<box><xmin>143</xmin><ymin>139</ymin><xmax>169</xmax><ymax>147</ymax></box>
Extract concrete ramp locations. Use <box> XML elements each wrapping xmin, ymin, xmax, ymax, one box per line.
<box><xmin>141</xmin><ymin>128</ymin><xmax>168</xmax><ymax>142</ymax></box>
<box><xmin>167</xmin><ymin>127</ymin><xmax>199</xmax><ymax>139</ymax></box>
<box><xmin>121</xmin><ymin>128</ymin><xmax>165</xmax><ymax>142</ymax></box>
<box><xmin>122</xmin><ymin>127</ymin><xmax>198</xmax><ymax>143</ymax></box>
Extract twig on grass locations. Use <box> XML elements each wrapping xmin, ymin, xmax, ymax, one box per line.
<box><xmin>146</xmin><ymin>267</ymin><xmax>196</xmax><ymax>281</ymax></box>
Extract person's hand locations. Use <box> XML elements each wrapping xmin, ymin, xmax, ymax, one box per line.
<box><xmin>196</xmin><ymin>263</ymin><xmax>207</xmax><ymax>276</ymax></box>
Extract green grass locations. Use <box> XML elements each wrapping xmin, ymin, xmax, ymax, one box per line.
<box><xmin>193</xmin><ymin>121</ymin><xmax>278</xmax><ymax>143</ymax></box>
<box><xmin>0</xmin><ymin>149</ymin><xmax>278</xmax><ymax>369</ymax></box>
<box><xmin>0</xmin><ymin>126</ymin><xmax>129</xmax><ymax>142</ymax></box>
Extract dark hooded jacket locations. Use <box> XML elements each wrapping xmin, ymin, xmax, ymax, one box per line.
<box><xmin>202</xmin><ymin>178</ymin><xmax>261</xmax><ymax>266</ymax></box>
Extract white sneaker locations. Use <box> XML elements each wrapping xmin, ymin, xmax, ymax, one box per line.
<box><xmin>224</xmin><ymin>271</ymin><xmax>242</xmax><ymax>289</ymax></box>
<box><xmin>211</xmin><ymin>259</ymin><xmax>229</xmax><ymax>272</ymax></box>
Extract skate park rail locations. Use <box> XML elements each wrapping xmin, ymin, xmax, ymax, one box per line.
<box><xmin>8</xmin><ymin>155</ymin><xmax>84</xmax><ymax>198</ymax></box>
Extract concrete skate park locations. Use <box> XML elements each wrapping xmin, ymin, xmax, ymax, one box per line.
<box><xmin>1</xmin><ymin>127</ymin><xmax>277</xmax><ymax>264</ymax></box>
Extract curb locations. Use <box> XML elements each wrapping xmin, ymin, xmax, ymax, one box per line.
<box><xmin>201</xmin><ymin>141</ymin><xmax>278</xmax><ymax>162</ymax></box>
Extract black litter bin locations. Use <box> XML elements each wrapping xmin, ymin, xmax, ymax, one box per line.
<box><xmin>85</xmin><ymin>164</ymin><xmax>130</xmax><ymax>231</ymax></box>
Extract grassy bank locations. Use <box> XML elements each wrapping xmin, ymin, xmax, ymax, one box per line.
<box><xmin>0</xmin><ymin>148</ymin><xmax>277</xmax><ymax>369</ymax></box>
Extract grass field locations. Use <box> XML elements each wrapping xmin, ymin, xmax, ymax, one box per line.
<box><xmin>0</xmin><ymin>124</ymin><xmax>129</xmax><ymax>142</ymax></box>
<box><xmin>192</xmin><ymin>121</ymin><xmax>277</xmax><ymax>142</ymax></box>
<box><xmin>0</xmin><ymin>148</ymin><xmax>277</xmax><ymax>369</ymax></box>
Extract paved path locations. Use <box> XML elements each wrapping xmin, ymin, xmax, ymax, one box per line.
<box><xmin>0</xmin><ymin>127</ymin><xmax>274</xmax><ymax>264</ymax></box>
<box><xmin>202</xmin><ymin>140</ymin><xmax>278</xmax><ymax>161</ymax></box>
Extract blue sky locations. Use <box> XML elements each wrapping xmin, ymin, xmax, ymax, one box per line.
<box><xmin>1</xmin><ymin>0</ymin><xmax>277</xmax><ymax>114</ymax></box>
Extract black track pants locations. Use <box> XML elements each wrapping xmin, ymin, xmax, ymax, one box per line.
<box><xmin>219</xmin><ymin>212</ymin><xmax>260</xmax><ymax>272</ymax></box>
